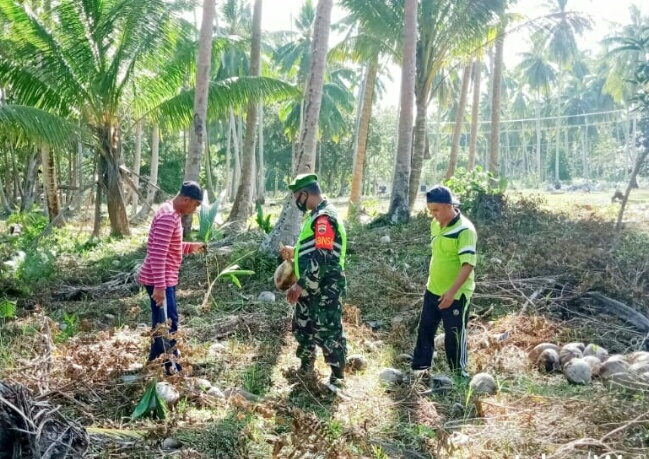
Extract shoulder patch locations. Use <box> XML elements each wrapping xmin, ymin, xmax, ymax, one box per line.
<box><xmin>314</xmin><ymin>216</ymin><xmax>334</xmax><ymax>250</ymax></box>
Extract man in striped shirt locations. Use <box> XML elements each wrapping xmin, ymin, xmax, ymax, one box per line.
<box><xmin>138</xmin><ymin>181</ymin><xmax>206</xmax><ymax>375</ymax></box>
<box><xmin>411</xmin><ymin>185</ymin><xmax>478</xmax><ymax>380</ymax></box>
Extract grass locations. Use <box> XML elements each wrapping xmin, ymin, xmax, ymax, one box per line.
<box><xmin>1</xmin><ymin>188</ymin><xmax>649</xmax><ymax>458</ymax></box>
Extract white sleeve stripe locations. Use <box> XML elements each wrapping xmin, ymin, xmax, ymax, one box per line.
<box><xmin>458</xmin><ymin>245</ymin><xmax>475</xmax><ymax>254</ymax></box>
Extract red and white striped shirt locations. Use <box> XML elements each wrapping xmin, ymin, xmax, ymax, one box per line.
<box><xmin>138</xmin><ymin>202</ymin><xmax>193</xmax><ymax>289</ymax></box>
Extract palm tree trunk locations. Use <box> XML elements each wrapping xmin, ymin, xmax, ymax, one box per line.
<box><xmin>351</xmin><ymin>64</ymin><xmax>366</xmax><ymax>169</ymax></box>
<box><xmin>182</xmin><ymin>0</ymin><xmax>216</xmax><ymax>236</ymax></box>
<box><xmin>349</xmin><ymin>56</ymin><xmax>378</xmax><ymax>217</ymax></box>
<box><xmin>76</xmin><ymin>121</ymin><xmax>83</xmax><ymax>198</ymax></box>
<box><xmin>40</xmin><ymin>145</ymin><xmax>64</xmax><ymax>225</ymax></box>
<box><xmin>261</xmin><ymin>0</ymin><xmax>333</xmax><ymax>254</ymax></box>
<box><xmin>229</xmin><ymin>0</ymin><xmax>262</xmax><ymax>226</ymax></box>
<box><xmin>386</xmin><ymin>0</ymin><xmax>417</xmax><ymax>224</ymax></box>
<box><xmin>468</xmin><ymin>56</ymin><xmax>481</xmax><ymax>171</ymax></box>
<box><xmin>148</xmin><ymin>125</ymin><xmax>160</xmax><ymax>204</ymax></box>
<box><xmin>293</xmin><ymin>0</ymin><xmax>332</xmax><ymax>173</ymax></box>
<box><xmin>0</xmin><ymin>173</ymin><xmax>9</xmax><ymax>212</ymax></box>
<box><xmin>433</xmin><ymin>106</ymin><xmax>442</xmax><ymax>181</ymax></box>
<box><xmin>10</xmin><ymin>146</ymin><xmax>20</xmax><ymax>203</ymax></box>
<box><xmin>205</xmin><ymin>131</ymin><xmax>217</xmax><ymax>202</ymax></box>
<box><xmin>67</xmin><ymin>147</ymin><xmax>73</xmax><ymax>204</ymax></box>
<box><xmin>231</xmin><ymin>111</ymin><xmax>242</xmax><ymax>200</ymax></box>
<box><xmin>2</xmin><ymin>149</ymin><xmax>10</xmax><ymax>206</ymax></box>
<box><xmin>92</xmin><ymin>154</ymin><xmax>102</xmax><ymax>238</ymax></box>
<box><xmin>257</xmin><ymin>103</ymin><xmax>265</xmax><ymax>203</ymax></box>
<box><xmin>489</xmin><ymin>32</ymin><xmax>505</xmax><ymax>177</ymax></box>
<box><xmin>224</xmin><ymin>116</ymin><xmax>231</xmax><ymax>202</ymax></box>
<box><xmin>408</xmin><ymin>91</ymin><xmax>428</xmax><ymax>208</ymax></box>
<box><xmin>131</xmin><ymin>120</ymin><xmax>142</xmax><ymax>217</ymax></box>
<box><xmin>554</xmin><ymin>71</ymin><xmax>562</xmax><ymax>183</ymax></box>
<box><xmin>630</xmin><ymin>116</ymin><xmax>639</xmax><ymax>188</ymax></box>
<box><xmin>135</xmin><ymin>124</ymin><xmax>160</xmax><ymax>222</ymax></box>
<box><xmin>446</xmin><ymin>63</ymin><xmax>472</xmax><ymax>180</ymax></box>
<box><xmin>584</xmin><ymin>122</ymin><xmax>590</xmax><ymax>179</ymax></box>
<box><xmin>21</xmin><ymin>152</ymin><xmax>39</xmax><ymax>212</ymax></box>
<box><xmin>99</xmin><ymin>125</ymin><xmax>130</xmax><ymax>237</ymax></box>
<box><xmin>535</xmin><ymin>91</ymin><xmax>542</xmax><ymax>184</ymax></box>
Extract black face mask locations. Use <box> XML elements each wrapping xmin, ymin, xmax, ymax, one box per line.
<box><xmin>295</xmin><ymin>192</ymin><xmax>308</xmax><ymax>213</ymax></box>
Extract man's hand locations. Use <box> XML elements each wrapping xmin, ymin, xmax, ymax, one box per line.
<box><xmin>287</xmin><ymin>282</ymin><xmax>303</xmax><ymax>304</ymax></box>
<box><xmin>151</xmin><ymin>288</ymin><xmax>166</xmax><ymax>307</ymax></box>
<box><xmin>189</xmin><ymin>242</ymin><xmax>207</xmax><ymax>254</ymax></box>
<box><xmin>280</xmin><ymin>245</ymin><xmax>295</xmax><ymax>261</ymax></box>
<box><xmin>438</xmin><ymin>290</ymin><xmax>456</xmax><ymax>309</ymax></box>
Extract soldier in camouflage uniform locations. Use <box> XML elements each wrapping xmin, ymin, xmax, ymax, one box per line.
<box><xmin>280</xmin><ymin>173</ymin><xmax>348</xmax><ymax>387</ymax></box>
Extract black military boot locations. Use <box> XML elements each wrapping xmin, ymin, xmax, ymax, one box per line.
<box><xmin>328</xmin><ymin>364</ymin><xmax>345</xmax><ymax>388</ymax></box>
<box><xmin>298</xmin><ymin>357</ymin><xmax>315</xmax><ymax>376</ymax></box>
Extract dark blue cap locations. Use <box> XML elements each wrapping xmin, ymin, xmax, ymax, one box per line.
<box><xmin>180</xmin><ymin>180</ymin><xmax>203</xmax><ymax>202</ymax></box>
<box><xmin>426</xmin><ymin>185</ymin><xmax>459</xmax><ymax>205</ymax></box>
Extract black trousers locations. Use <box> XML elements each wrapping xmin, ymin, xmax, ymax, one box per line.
<box><xmin>411</xmin><ymin>290</ymin><xmax>469</xmax><ymax>372</ymax></box>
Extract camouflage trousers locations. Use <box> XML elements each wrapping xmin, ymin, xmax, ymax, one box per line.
<box><xmin>292</xmin><ymin>280</ymin><xmax>347</xmax><ymax>376</ymax></box>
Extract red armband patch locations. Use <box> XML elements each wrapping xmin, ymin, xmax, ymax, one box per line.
<box><xmin>314</xmin><ymin>216</ymin><xmax>335</xmax><ymax>250</ymax></box>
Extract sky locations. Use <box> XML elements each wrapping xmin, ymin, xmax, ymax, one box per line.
<box><xmin>227</xmin><ymin>0</ymin><xmax>647</xmax><ymax>106</ymax></box>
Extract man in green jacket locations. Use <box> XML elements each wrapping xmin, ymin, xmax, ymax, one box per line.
<box><xmin>411</xmin><ymin>185</ymin><xmax>478</xmax><ymax>378</ymax></box>
<box><xmin>280</xmin><ymin>173</ymin><xmax>348</xmax><ymax>387</ymax></box>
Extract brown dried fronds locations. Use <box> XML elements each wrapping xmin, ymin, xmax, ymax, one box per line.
<box><xmin>0</xmin><ymin>381</ymin><xmax>89</xmax><ymax>458</ymax></box>
<box><xmin>270</xmin><ymin>406</ymin><xmax>353</xmax><ymax>459</ymax></box>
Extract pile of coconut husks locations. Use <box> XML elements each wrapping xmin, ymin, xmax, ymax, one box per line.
<box><xmin>530</xmin><ymin>342</ymin><xmax>649</xmax><ymax>391</ymax></box>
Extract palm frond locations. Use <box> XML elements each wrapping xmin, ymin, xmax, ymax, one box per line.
<box><xmin>0</xmin><ymin>104</ymin><xmax>88</xmax><ymax>148</ymax></box>
<box><xmin>151</xmin><ymin>76</ymin><xmax>299</xmax><ymax>129</ymax></box>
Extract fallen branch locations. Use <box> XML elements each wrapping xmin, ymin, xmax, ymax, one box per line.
<box><xmin>599</xmin><ymin>409</ymin><xmax>649</xmax><ymax>443</ymax></box>
<box><xmin>587</xmin><ymin>291</ymin><xmax>649</xmax><ymax>336</ymax></box>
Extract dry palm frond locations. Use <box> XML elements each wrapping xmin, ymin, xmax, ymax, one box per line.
<box><xmin>0</xmin><ymin>381</ymin><xmax>89</xmax><ymax>458</ymax></box>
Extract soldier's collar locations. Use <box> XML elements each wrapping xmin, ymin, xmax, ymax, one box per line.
<box><xmin>310</xmin><ymin>199</ymin><xmax>328</xmax><ymax>215</ymax></box>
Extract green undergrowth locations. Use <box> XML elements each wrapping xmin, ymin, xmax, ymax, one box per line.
<box><xmin>2</xmin><ymin>192</ymin><xmax>649</xmax><ymax>458</ymax></box>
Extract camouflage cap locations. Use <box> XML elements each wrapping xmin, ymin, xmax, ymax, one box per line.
<box><xmin>288</xmin><ymin>173</ymin><xmax>318</xmax><ymax>192</ymax></box>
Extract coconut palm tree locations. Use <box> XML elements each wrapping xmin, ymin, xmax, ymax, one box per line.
<box><xmin>0</xmin><ymin>104</ymin><xmax>84</xmax><ymax>216</ymax></box>
<box><xmin>0</xmin><ymin>0</ymin><xmax>188</xmax><ymax>236</ymax></box>
<box><xmin>182</xmin><ymin>0</ymin><xmax>217</xmax><ymax>235</ymax></box>
<box><xmin>445</xmin><ymin>62</ymin><xmax>472</xmax><ymax>179</ymax></box>
<box><xmin>228</xmin><ymin>0</ymin><xmax>263</xmax><ymax>226</ymax></box>
<box><xmin>337</xmin><ymin>0</ymin><xmax>400</xmax><ymax>217</ymax></box>
<box><xmin>537</xmin><ymin>0</ymin><xmax>591</xmax><ymax>182</ymax></box>
<box><xmin>517</xmin><ymin>37</ymin><xmax>557</xmax><ymax>182</ymax></box>
<box><xmin>260</xmin><ymin>0</ymin><xmax>334</xmax><ymax>253</ymax></box>
<box><xmin>386</xmin><ymin>0</ymin><xmax>417</xmax><ymax>224</ymax></box>
<box><xmin>408</xmin><ymin>0</ymin><xmax>508</xmax><ymax>208</ymax></box>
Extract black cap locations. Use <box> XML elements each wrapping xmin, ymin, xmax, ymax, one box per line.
<box><xmin>426</xmin><ymin>185</ymin><xmax>459</xmax><ymax>205</ymax></box>
<box><xmin>180</xmin><ymin>181</ymin><xmax>203</xmax><ymax>202</ymax></box>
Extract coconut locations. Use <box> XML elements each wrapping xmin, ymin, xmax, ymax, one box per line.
<box><xmin>346</xmin><ymin>354</ymin><xmax>368</xmax><ymax>372</ymax></box>
<box><xmin>563</xmin><ymin>358</ymin><xmax>592</xmax><ymax>385</ymax></box>
<box><xmin>536</xmin><ymin>349</ymin><xmax>561</xmax><ymax>373</ymax></box>
<box><xmin>274</xmin><ymin>260</ymin><xmax>297</xmax><ymax>291</ymax></box>
<box><xmin>529</xmin><ymin>343</ymin><xmax>560</xmax><ymax>362</ymax></box>
<box><xmin>581</xmin><ymin>355</ymin><xmax>602</xmax><ymax>377</ymax></box>
<box><xmin>583</xmin><ymin>343</ymin><xmax>609</xmax><ymax>362</ymax></box>
<box><xmin>627</xmin><ymin>351</ymin><xmax>649</xmax><ymax>365</ymax></box>
<box><xmin>599</xmin><ymin>355</ymin><xmax>630</xmax><ymax>379</ymax></box>
<box><xmin>469</xmin><ymin>373</ymin><xmax>497</xmax><ymax>395</ymax></box>
<box><xmin>378</xmin><ymin>368</ymin><xmax>404</xmax><ymax>385</ymax></box>
<box><xmin>564</xmin><ymin>342</ymin><xmax>585</xmax><ymax>352</ymax></box>
<box><xmin>559</xmin><ymin>345</ymin><xmax>583</xmax><ymax>367</ymax></box>
<box><xmin>629</xmin><ymin>362</ymin><xmax>649</xmax><ymax>375</ymax></box>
